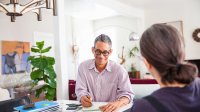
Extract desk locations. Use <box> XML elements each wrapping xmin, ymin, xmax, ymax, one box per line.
<box><xmin>57</xmin><ymin>100</ymin><xmax>132</xmax><ymax>112</ymax></box>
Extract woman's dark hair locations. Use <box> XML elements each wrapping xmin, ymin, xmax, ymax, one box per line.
<box><xmin>140</xmin><ymin>24</ymin><xmax>198</xmax><ymax>84</ymax></box>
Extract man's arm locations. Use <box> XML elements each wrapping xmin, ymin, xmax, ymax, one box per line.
<box><xmin>75</xmin><ymin>63</ymin><xmax>93</xmax><ymax>107</ymax></box>
<box><xmin>75</xmin><ymin>63</ymin><xmax>90</xmax><ymax>101</ymax></box>
<box><xmin>116</xmin><ymin>66</ymin><xmax>134</xmax><ymax>102</ymax></box>
<box><xmin>116</xmin><ymin>96</ymin><xmax>130</xmax><ymax>106</ymax></box>
<box><xmin>99</xmin><ymin>66</ymin><xmax>134</xmax><ymax>112</ymax></box>
<box><xmin>99</xmin><ymin>96</ymin><xmax>129</xmax><ymax>112</ymax></box>
<box><xmin>80</xmin><ymin>95</ymin><xmax>92</xmax><ymax>107</ymax></box>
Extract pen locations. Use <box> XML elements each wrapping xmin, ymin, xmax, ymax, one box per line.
<box><xmin>87</xmin><ymin>96</ymin><xmax>93</xmax><ymax>104</ymax></box>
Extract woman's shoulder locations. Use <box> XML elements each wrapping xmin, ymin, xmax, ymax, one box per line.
<box><xmin>131</xmin><ymin>98</ymin><xmax>157</xmax><ymax>112</ymax></box>
<box><xmin>191</xmin><ymin>78</ymin><xmax>200</xmax><ymax>91</ymax></box>
<box><xmin>193</xmin><ymin>77</ymin><xmax>200</xmax><ymax>84</ymax></box>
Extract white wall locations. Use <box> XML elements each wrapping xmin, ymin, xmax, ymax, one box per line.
<box><xmin>67</xmin><ymin>15</ymin><xmax>148</xmax><ymax>79</ymax></box>
<box><xmin>0</xmin><ymin>6</ymin><xmax>71</xmax><ymax>99</ymax></box>
<box><xmin>72</xmin><ymin>18</ymin><xmax>94</xmax><ymax>63</ymax></box>
<box><xmin>0</xmin><ymin>11</ymin><xmax>55</xmax><ymax>75</ymax></box>
<box><xmin>67</xmin><ymin>17</ymin><xmax>95</xmax><ymax>80</ymax></box>
<box><xmin>0</xmin><ymin>9</ymin><xmax>72</xmax><ymax>100</ymax></box>
<box><xmin>94</xmin><ymin>16</ymin><xmax>146</xmax><ymax>74</ymax></box>
<box><xmin>55</xmin><ymin>16</ymin><xmax>95</xmax><ymax>80</ymax></box>
<box><xmin>132</xmin><ymin>84</ymin><xmax>160</xmax><ymax>99</ymax></box>
<box><xmin>144</xmin><ymin>0</ymin><xmax>200</xmax><ymax>59</ymax></box>
<box><xmin>67</xmin><ymin>16</ymin><xmax>145</xmax><ymax>79</ymax></box>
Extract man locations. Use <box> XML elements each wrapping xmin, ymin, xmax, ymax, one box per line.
<box><xmin>75</xmin><ymin>34</ymin><xmax>134</xmax><ymax>112</ymax></box>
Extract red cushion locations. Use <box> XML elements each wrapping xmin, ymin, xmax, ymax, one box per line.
<box><xmin>130</xmin><ymin>78</ymin><xmax>157</xmax><ymax>84</ymax></box>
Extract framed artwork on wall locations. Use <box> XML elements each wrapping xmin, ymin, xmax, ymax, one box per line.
<box><xmin>1</xmin><ymin>41</ymin><xmax>30</xmax><ymax>75</ymax></box>
<box><xmin>164</xmin><ymin>21</ymin><xmax>183</xmax><ymax>36</ymax></box>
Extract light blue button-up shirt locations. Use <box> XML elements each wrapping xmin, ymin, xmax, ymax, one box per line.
<box><xmin>75</xmin><ymin>59</ymin><xmax>134</xmax><ymax>102</ymax></box>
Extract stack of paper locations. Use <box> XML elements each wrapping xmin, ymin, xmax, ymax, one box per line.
<box><xmin>14</xmin><ymin>101</ymin><xmax>59</xmax><ymax>112</ymax></box>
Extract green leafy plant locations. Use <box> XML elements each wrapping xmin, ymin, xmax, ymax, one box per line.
<box><xmin>28</xmin><ymin>41</ymin><xmax>56</xmax><ymax>100</ymax></box>
<box><xmin>128</xmin><ymin>46</ymin><xmax>140</xmax><ymax>78</ymax></box>
<box><xmin>128</xmin><ymin>46</ymin><xmax>139</xmax><ymax>58</ymax></box>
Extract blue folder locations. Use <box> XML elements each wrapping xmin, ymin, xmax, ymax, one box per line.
<box><xmin>14</xmin><ymin>101</ymin><xmax>59</xmax><ymax>112</ymax></box>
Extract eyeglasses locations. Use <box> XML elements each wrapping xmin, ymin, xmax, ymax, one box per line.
<box><xmin>94</xmin><ymin>49</ymin><xmax>111</xmax><ymax>56</ymax></box>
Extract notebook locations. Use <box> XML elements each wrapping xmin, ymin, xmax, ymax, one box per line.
<box><xmin>82</xmin><ymin>105</ymin><xmax>101</xmax><ymax>112</ymax></box>
<box><xmin>14</xmin><ymin>101</ymin><xmax>59</xmax><ymax>112</ymax></box>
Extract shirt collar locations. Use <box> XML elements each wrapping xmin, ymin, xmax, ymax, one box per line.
<box><xmin>88</xmin><ymin>59</ymin><xmax>112</xmax><ymax>72</ymax></box>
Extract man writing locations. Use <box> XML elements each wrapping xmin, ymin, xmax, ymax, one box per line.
<box><xmin>75</xmin><ymin>34</ymin><xmax>134</xmax><ymax>112</ymax></box>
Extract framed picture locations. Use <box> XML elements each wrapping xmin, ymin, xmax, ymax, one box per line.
<box><xmin>1</xmin><ymin>41</ymin><xmax>30</xmax><ymax>75</ymax></box>
<box><xmin>164</xmin><ymin>21</ymin><xmax>183</xmax><ymax>35</ymax></box>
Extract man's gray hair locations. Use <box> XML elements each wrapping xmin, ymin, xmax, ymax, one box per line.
<box><xmin>94</xmin><ymin>34</ymin><xmax>112</xmax><ymax>48</ymax></box>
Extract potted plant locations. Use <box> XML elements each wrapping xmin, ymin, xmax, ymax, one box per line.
<box><xmin>128</xmin><ymin>46</ymin><xmax>140</xmax><ymax>78</ymax></box>
<box><xmin>28</xmin><ymin>41</ymin><xmax>56</xmax><ymax>100</ymax></box>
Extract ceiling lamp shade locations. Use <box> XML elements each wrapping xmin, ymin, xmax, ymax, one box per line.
<box><xmin>0</xmin><ymin>0</ymin><xmax>57</xmax><ymax>22</ymax></box>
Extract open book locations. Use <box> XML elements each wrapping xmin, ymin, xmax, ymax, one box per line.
<box><xmin>14</xmin><ymin>101</ymin><xmax>59</xmax><ymax>112</ymax></box>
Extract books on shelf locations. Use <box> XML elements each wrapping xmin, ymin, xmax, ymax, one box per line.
<box><xmin>14</xmin><ymin>101</ymin><xmax>59</xmax><ymax>112</ymax></box>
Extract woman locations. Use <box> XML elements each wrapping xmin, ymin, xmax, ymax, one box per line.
<box><xmin>131</xmin><ymin>24</ymin><xmax>200</xmax><ymax>112</ymax></box>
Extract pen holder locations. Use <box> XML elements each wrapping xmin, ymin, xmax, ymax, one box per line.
<box><xmin>22</xmin><ymin>93</ymin><xmax>35</xmax><ymax>109</ymax></box>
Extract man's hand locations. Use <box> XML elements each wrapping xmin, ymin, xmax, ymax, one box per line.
<box><xmin>80</xmin><ymin>95</ymin><xmax>92</xmax><ymax>107</ymax></box>
<box><xmin>99</xmin><ymin>97</ymin><xmax>129</xmax><ymax>112</ymax></box>
<box><xmin>99</xmin><ymin>100</ymin><xmax>121</xmax><ymax>112</ymax></box>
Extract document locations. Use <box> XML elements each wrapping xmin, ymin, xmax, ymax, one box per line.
<box><xmin>82</xmin><ymin>106</ymin><xmax>101</xmax><ymax>112</ymax></box>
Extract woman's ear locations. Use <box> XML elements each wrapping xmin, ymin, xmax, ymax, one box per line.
<box><xmin>143</xmin><ymin>58</ymin><xmax>152</xmax><ymax>71</ymax></box>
